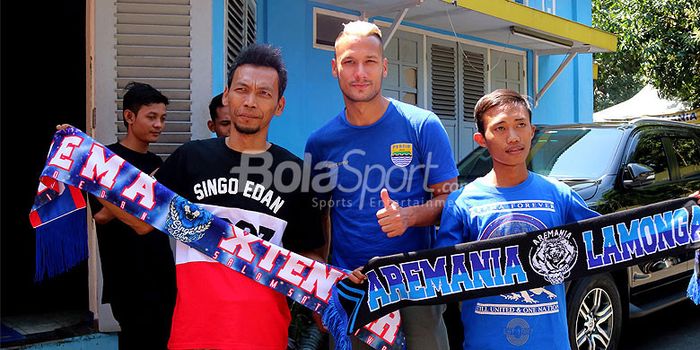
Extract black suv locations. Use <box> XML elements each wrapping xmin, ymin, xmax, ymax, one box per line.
<box><xmin>455</xmin><ymin>118</ymin><xmax>700</xmax><ymax>350</ymax></box>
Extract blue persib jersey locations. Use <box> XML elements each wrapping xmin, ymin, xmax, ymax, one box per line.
<box><xmin>305</xmin><ymin>99</ymin><xmax>458</xmax><ymax>270</ymax></box>
<box><xmin>436</xmin><ymin>172</ymin><xmax>599</xmax><ymax>350</ymax></box>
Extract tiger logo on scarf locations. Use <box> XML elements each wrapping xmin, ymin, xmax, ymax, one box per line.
<box><xmin>529</xmin><ymin>229</ymin><xmax>578</xmax><ymax>284</ymax></box>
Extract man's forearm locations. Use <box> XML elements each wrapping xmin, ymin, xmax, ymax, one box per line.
<box><xmin>96</xmin><ymin>197</ymin><xmax>155</xmax><ymax>235</ymax></box>
<box><xmin>404</xmin><ymin>193</ymin><xmax>449</xmax><ymax>227</ymax></box>
<box><xmin>93</xmin><ymin>207</ymin><xmax>115</xmax><ymax>225</ymax></box>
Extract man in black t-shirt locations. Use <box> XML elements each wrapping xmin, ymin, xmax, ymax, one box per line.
<box><xmin>91</xmin><ymin>45</ymin><xmax>325</xmax><ymax>349</ymax></box>
<box><xmin>89</xmin><ymin>82</ymin><xmax>176</xmax><ymax>350</ymax></box>
<box><xmin>154</xmin><ymin>44</ymin><xmax>325</xmax><ymax>349</ymax></box>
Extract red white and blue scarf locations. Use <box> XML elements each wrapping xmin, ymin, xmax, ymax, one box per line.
<box><xmin>30</xmin><ymin>128</ymin><xmax>404</xmax><ymax>350</ymax></box>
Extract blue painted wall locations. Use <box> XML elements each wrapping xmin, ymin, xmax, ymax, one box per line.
<box><xmin>212</xmin><ymin>0</ymin><xmax>225</xmax><ymax>96</ymax></box>
<box><xmin>532</xmin><ymin>0</ymin><xmax>594</xmax><ymax>124</ymax></box>
<box><xmin>212</xmin><ymin>0</ymin><xmax>596</xmax><ymax>155</ymax></box>
<box><xmin>262</xmin><ymin>1</ymin><xmax>347</xmax><ymax>156</ymax></box>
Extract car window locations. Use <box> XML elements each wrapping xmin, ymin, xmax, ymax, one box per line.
<box><xmin>457</xmin><ymin>147</ymin><xmax>492</xmax><ymax>184</ymax></box>
<box><xmin>456</xmin><ymin>127</ymin><xmax>624</xmax><ymax>185</ymax></box>
<box><xmin>628</xmin><ymin>132</ymin><xmax>670</xmax><ymax>183</ymax></box>
<box><xmin>670</xmin><ymin>136</ymin><xmax>700</xmax><ymax>179</ymax></box>
<box><xmin>528</xmin><ymin>128</ymin><xmax>623</xmax><ymax>180</ymax></box>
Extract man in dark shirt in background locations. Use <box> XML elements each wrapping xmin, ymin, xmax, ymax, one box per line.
<box><xmin>89</xmin><ymin>82</ymin><xmax>176</xmax><ymax>350</ymax></box>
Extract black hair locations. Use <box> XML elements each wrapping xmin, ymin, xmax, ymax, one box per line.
<box><xmin>209</xmin><ymin>92</ymin><xmax>225</xmax><ymax>121</ymax></box>
<box><xmin>226</xmin><ymin>44</ymin><xmax>287</xmax><ymax>98</ymax></box>
<box><xmin>122</xmin><ymin>82</ymin><xmax>169</xmax><ymax>128</ymax></box>
<box><xmin>473</xmin><ymin>89</ymin><xmax>532</xmax><ymax>134</ymax></box>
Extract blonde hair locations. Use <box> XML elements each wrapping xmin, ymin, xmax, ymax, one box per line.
<box><xmin>335</xmin><ymin>20</ymin><xmax>383</xmax><ymax>46</ymax></box>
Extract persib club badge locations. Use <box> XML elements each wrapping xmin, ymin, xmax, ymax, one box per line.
<box><xmin>390</xmin><ymin>143</ymin><xmax>413</xmax><ymax>167</ymax></box>
<box><xmin>529</xmin><ymin>229</ymin><xmax>578</xmax><ymax>284</ymax></box>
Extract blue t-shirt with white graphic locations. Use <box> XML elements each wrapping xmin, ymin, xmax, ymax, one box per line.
<box><xmin>305</xmin><ymin>99</ymin><xmax>458</xmax><ymax>270</ymax></box>
<box><xmin>436</xmin><ymin>172</ymin><xmax>599</xmax><ymax>349</ymax></box>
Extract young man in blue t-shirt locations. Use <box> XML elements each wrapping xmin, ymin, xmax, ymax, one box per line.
<box><xmin>305</xmin><ymin>20</ymin><xmax>458</xmax><ymax>349</ymax></box>
<box><xmin>435</xmin><ymin>89</ymin><xmax>599</xmax><ymax>349</ymax></box>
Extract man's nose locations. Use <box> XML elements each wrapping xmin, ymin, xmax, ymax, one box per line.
<box><xmin>243</xmin><ymin>92</ymin><xmax>257</xmax><ymax>108</ymax></box>
<box><xmin>507</xmin><ymin>128</ymin><xmax>520</xmax><ymax>143</ymax></box>
<box><xmin>354</xmin><ymin>63</ymin><xmax>367</xmax><ymax>80</ymax></box>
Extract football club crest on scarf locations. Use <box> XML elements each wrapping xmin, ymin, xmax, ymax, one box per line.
<box><xmin>390</xmin><ymin>143</ymin><xmax>412</xmax><ymax>167</ymax></box>
<box><xmin>529</xmin><ymin>229</ymin><xmax>578</xmax><ymax>284</ymax></box>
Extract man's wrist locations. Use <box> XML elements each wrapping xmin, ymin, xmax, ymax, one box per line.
<box><xmin>402</xmin><ymin>206</ymin><xmax>416</xmax><ymax>228</ymax></box>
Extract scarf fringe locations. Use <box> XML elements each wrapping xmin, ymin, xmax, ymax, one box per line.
<box><xmin>688</xmin><ymin>250</ymin><xmax>700</xmax><ymax>305</ymax></box>
<box><xmin>688</xmin><ymin>277</ymin><xmax>700</xmax><ymax>304</ymax></box>
<box><xmin>34</xmin><ymin>208</ymin><xmax>88</xmax><ymax>282</ymax></box>
<box><xmin>323</xmin><ymin>288</ymin><xmax>351</xmax><ymax>350</ymax></box>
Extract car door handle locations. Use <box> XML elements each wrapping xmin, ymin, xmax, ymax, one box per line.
<box><xmin>633</xmin><ymin>271</ymin><xmax>651</xmax><ymax>281</ymax></box>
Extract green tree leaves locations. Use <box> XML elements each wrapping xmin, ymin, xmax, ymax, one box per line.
<box><xmin>593</xmin><ymin>0</ymin><xmax>700</xmax><ymax>111</ymax></box>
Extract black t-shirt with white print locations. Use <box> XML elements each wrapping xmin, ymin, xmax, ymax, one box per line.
<box><xmin>155</xmin><ymin>137</ymin><xmax>324</xmax><ymax>253</ymax></box>
<box><xmin>156</xmin><ymin>137</ymin><xmax>325</xmax><ymax>348</ymax></box>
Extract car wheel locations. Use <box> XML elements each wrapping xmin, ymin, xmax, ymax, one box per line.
<box><xmin>567</xmin><ymin>273</ymin><xmax>622</xmax><ymax>350</ymax></box>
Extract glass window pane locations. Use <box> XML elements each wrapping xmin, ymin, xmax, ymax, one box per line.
<box><xmin>386</xmin><ymin>63</ymin><xmax>399</xmax><ymax>87</ymax></box>
<box><xmin>315</xmin><ymin>13</ymin><xmax>346</xmax><ymax>47</ymax></box>
<box><xmin>491</xmin><ymin>59</ymin><xmax>506</xmax><ymax>79</ymax></box>
<box><xmin>529</xmin><ymin>128</ymin><xmax>623</xmax><ymax>179</ymax></box>
<box><xmin>629</xmin><ymin>134</ymin><xmax>670</xmax><ymax>183</ymax></box>
<box><xmin>506</xmin><ymin>60</ymin><xmax>520</xmax><ymax>80</ymax></box>
<box><xmin>384</xmin><ymin>90</ymin><xmax>400</xmax><ymax>100</ymax></box>
<box><xmin>399</xmin><ymin>39</ymin><xmax>418</xmax><ymax>64</ymax></box>
<box><xmin>385</xmin><ymin>37</ymin><xmax>399</xmax><ymax>60</ymax></box>
<box><xmin>402</xmin><ymin>92</ymin><xmax>417</xmax><ymax>105</ymax></box>
<box><xmin>672</xmin><ymin>137</ymin><xmax>700</xmax><ymax>179</ymax></box>
<box><xmin>402</xmin><ymin>67</ymin><xmax>417</xmax><ymax>89</ymax></box>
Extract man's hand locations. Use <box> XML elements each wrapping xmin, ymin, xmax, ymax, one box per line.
<box><xmin>376</xmin><ymin>188</ymin><xmax>410</xmax><ymax>237</ymax></box>
<box><xmin>691</xmin><ymin>191</ymin><xmax>700</xmax><ymax>203</ymax></box>
<box><xmin>347</xmin><ymin>267</ymin><xmax>367</xmax><ymax>284</ymax></box>
<box><xmin>56</xmin><ymin>124</ymin><xmax>72</xmax><ymax>131</ymax></box>
<box><xmin>93</xmin><ymin>207</ymin><xmax>115</xmax><ymax>225</ymax></box>
<box><xmin>313</xmin><ymin>266</ymin><xmax>366</xmax><ymax>332</ymax></box>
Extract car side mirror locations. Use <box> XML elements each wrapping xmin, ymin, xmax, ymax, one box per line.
<box><xmin>623</xmin><ymin>163</ymin><xmax>655</xmax><ymax>188</ymax></box>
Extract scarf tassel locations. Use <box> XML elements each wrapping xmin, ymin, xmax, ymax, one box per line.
<box><xmin>322</xmin><ymin>288</ymin><xmax>352</xmax><ymax>350</ymax></box>
<box><xmin>688</xmin><ymin>249</ymin><xmax>700</xmax><ymax>305</ymax></box>
<box><xmin>34</xmin><ymin>209</ymin><xmax>88</xmax><ymax>282</ymax></box>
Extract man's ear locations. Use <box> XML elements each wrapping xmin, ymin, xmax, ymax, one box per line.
<box><xmin>274</xmin><ymin>96</ymin><xmax>286</xmax><ymax>116</ymax></box>
<box><xmin>474</xmin><ymin>132</ymin><xmax>487</xmax><ymax>148</ymax></box>
<box><xmin>124</xmin><ymin>110</ymin><xmax>136</xmax><ymax>125</ymax></box>
<box><xmin>207</xmin><ymin>120</ymin><xmax>215</xmax><ymax>132</ymax></box>
<box><xmin>331</xmin><ymin>58</ymin><xmax>338</xmax><ymax>78</ymax></box>
<box><xmin>222</xmin><ymin>86</ymin><xmax>230</xmax><ymax>106</ymax></box>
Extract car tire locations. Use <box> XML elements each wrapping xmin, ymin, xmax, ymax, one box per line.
<box><xmin>566</xmin><ymin>273</ymin><xmax>622</xmax><ymax>350</ymax></box>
